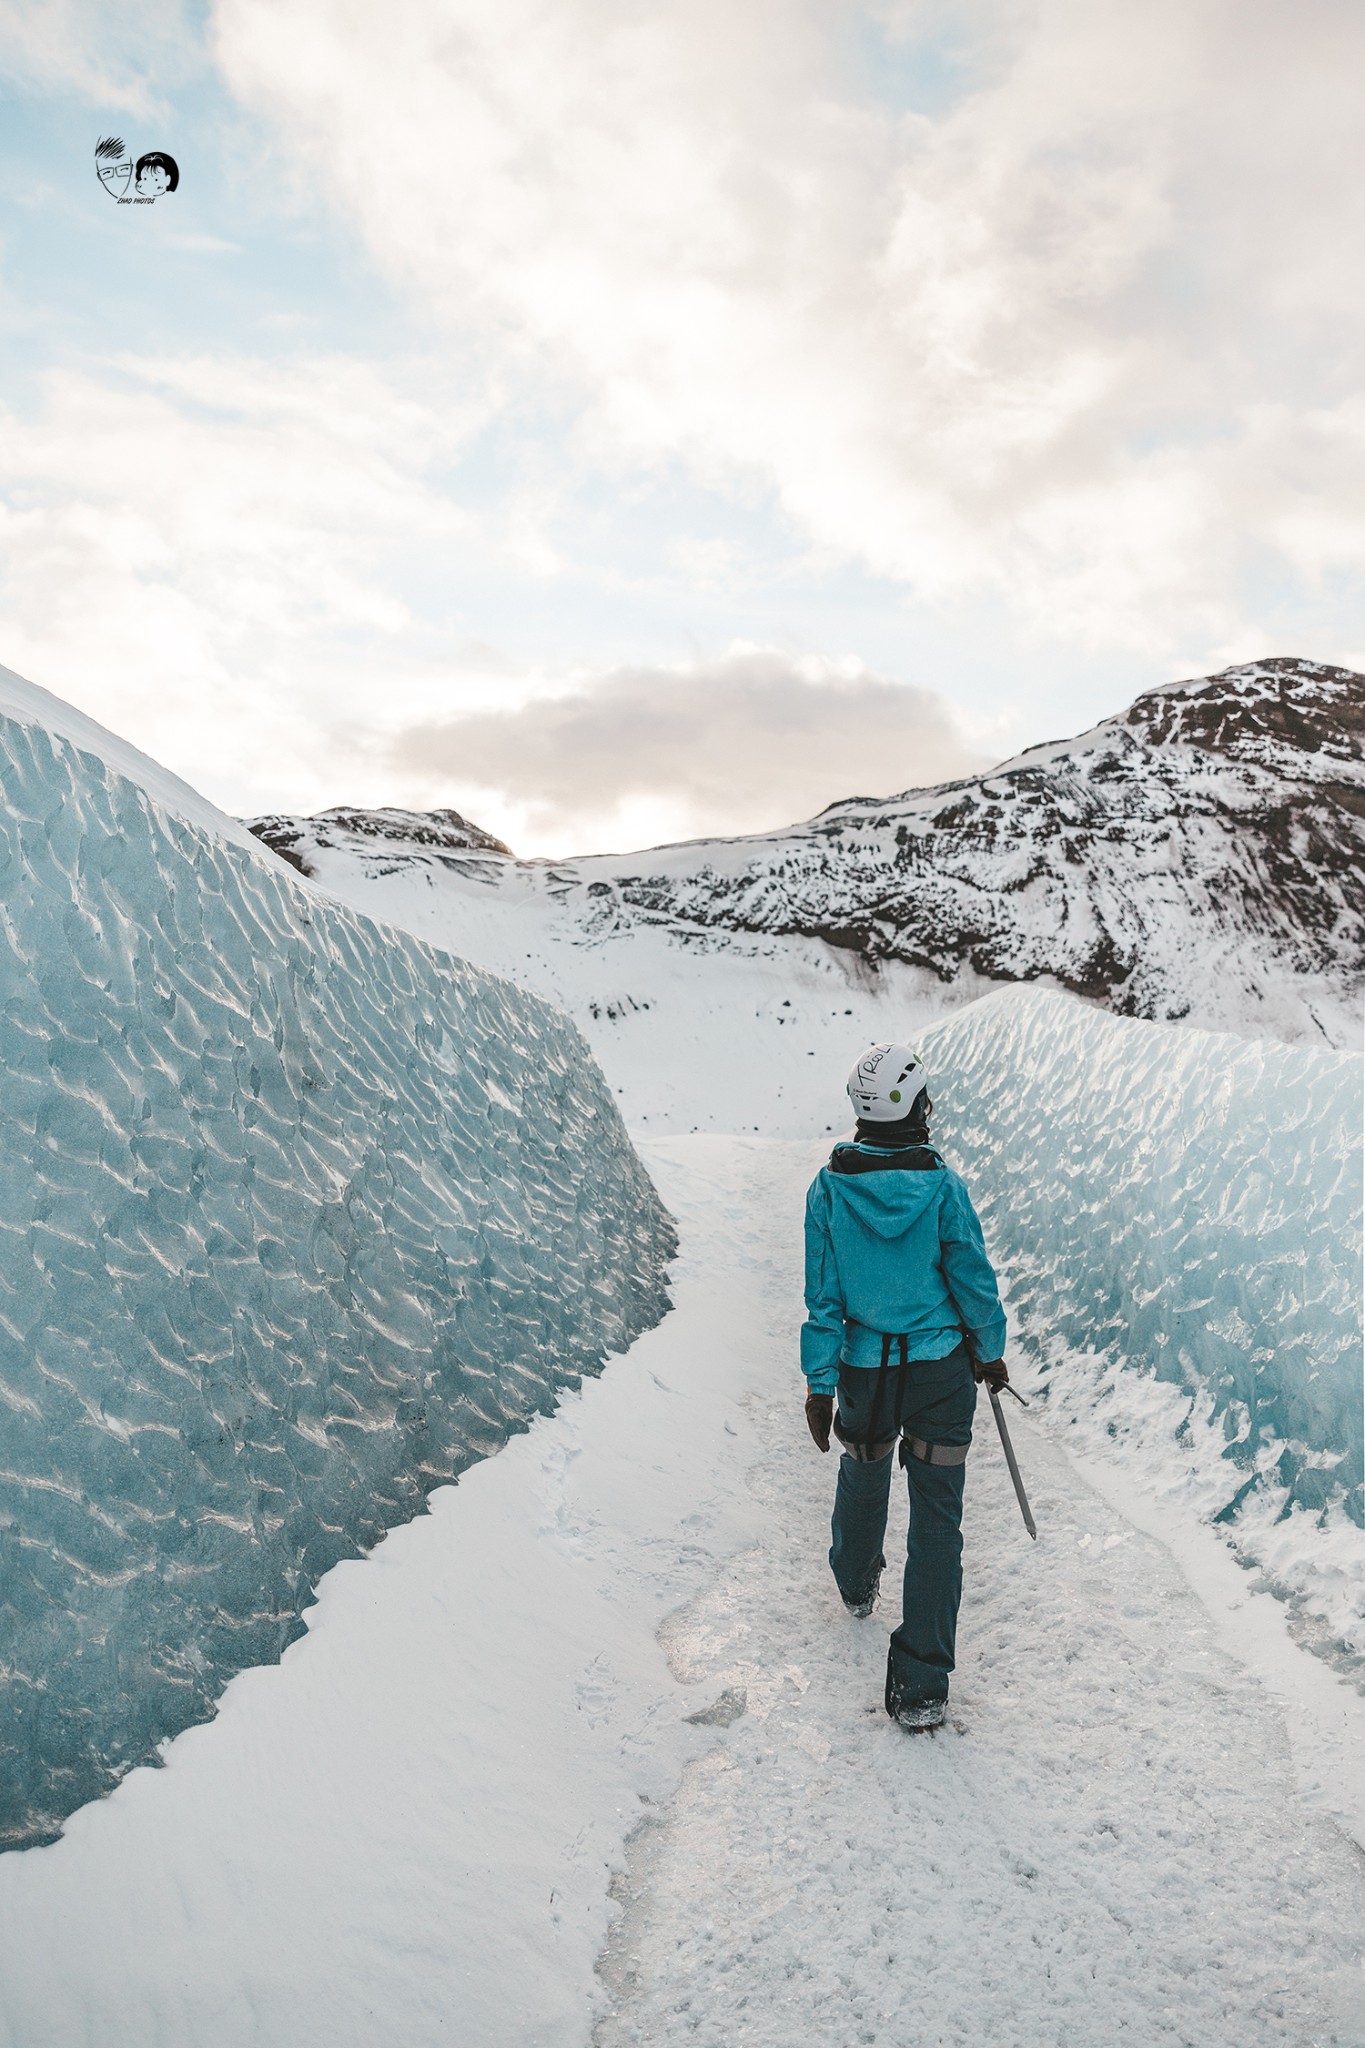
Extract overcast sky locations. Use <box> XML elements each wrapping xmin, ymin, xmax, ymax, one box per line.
<box><xmin>3</xmin><ymin>0</ymin><xmax>1364</xmax><ymax>854</ymax></box>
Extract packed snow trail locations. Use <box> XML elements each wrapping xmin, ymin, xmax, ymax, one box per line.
<box><xmin>0</xmin><ymin>1142</ymin><xmax>1362</xmax><ymax>2046</ymax></box>
<box><xmin>599</xmin><ymin>1147</ymin><xmax>1365</xmax><ymax>2048</ymax></box>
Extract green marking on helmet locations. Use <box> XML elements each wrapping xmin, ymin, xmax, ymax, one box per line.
<box><xmin>889</xmin><ymin>1088</ymin><xmax>901</xmax><ymax>1103</ymax></box>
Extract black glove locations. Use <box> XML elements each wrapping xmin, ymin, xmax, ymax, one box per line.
<box><xmin>805</xmin><ymin>1390</ymin><xmax>834</xmax><ymax>1453</ymax></box>
<box><xmin>973</xmin><ymin>1358</ymin><xmax>1009</xmax><ymax>1393</ymax></box>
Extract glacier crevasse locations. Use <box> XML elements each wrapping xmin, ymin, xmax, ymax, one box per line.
<box><xmin>0</xmin><ymin>711</ymin><xmax>676</xmax><ymax>1851</ymax></box>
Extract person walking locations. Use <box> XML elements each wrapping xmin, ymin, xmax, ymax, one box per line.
<box><xmin>801</xmin><ymin>1043</ymin><xmax>1009</xmax><ymax>1732</ymax></box>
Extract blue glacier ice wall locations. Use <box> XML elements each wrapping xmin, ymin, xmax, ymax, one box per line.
<box><xmin>923</xmin><ymin>989</ymin><xmax>1364</xmax><ymax>1659</ymax></box>
<box><xmin>0</xmin><ymin>711</ymin><xmax>676</xmax><ymax>1851</ymax></box>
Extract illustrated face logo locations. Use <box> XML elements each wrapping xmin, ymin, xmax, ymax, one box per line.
<box><xmin>95</xmin><ymin>137</ymin><xmax>180</xmax><ymax>203</ymax></box>
<box><xmin>95</xmin><ymin>137</ymin><xmax>132</xmax><ymax>197</ymax></box>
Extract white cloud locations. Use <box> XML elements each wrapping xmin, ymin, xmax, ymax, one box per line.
<box><xmin>386</xmin><ymin>646</ymin><xmax>991</xmax><ymax>853</ymax></box>
<box><xmin>0</xmin><ymin>1</ymin><xmax>200</xmax><ymax>114</ymax></box>
<box><xmin>5</xmin><ymin>0</ymin><xmax>1364</xmax><ymax>851</ymax></box>
<box><xmin>0</xmin><ymin>356</ymin><xmax>488</xmax><ymax>812</ymax></box>
<box><xmin>211</xmin><ymin>0</ymin><xmax>1365</xmax><ymax>646</ymax></box>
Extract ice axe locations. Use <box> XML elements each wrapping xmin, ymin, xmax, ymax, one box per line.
<box><xmin>987</xmin><ymin>1382</ymin><xmax>1037</xmax><ymax>1540</ymax></box>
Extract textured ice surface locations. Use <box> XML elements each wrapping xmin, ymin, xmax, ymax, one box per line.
<box><xmin>923</xmin><ymin>988</ymin><xmax>1364</xmax><ymax>1667</ymax></box>
<box><xmin>0</xmin><ymin>709</ymin><xmax>675</xmax><ymax>1851</ymax></box>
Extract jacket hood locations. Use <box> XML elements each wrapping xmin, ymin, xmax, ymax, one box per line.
<box><xmin>824</xmin><ymin>1166</ymin><xmax>946</xmax><ymax>1241</ymax></box>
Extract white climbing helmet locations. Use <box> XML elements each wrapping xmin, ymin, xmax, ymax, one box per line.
<box><xmin>846</xmin><ymin>1043</ymin><xmax>931</xmax><ymax>1122</ymax></box>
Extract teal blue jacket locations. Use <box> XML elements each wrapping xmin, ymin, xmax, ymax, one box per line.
<box><xmin>801</xmin><ymin>1144</ymin><xmax>1007</xmax><ymax>1393</ymax></box>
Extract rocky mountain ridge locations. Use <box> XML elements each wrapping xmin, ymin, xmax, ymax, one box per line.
<box><xmin>247</xmin><ymin>657</ymin><xmax>1365</xmax><ymax>1048</ymax></box>
<box><xmin>252</xmin><ymin>804</ymin><xmax>511</xmax><ymax>872</ymax></box>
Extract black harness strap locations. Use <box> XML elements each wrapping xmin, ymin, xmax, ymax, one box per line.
<box><xmin>864</xmin><ymin>1332</ymin><xmax>892</xmax><ymax>1458</ymax></box>
<box><xmin>893</xmin><ymin>1334</ymin><xmax>909</xmax><ymax>1449</ymax></box>
<box><xmin>854</xmin><ymin>1331</ymin><xmax>910</xmax><ymax>1460</ymax></box>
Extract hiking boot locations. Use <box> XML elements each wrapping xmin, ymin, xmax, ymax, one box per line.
<box><xmin>888</xmin><ymin>1692</ymin><xmax>946</xmax><ymax>1733</ymax></box>
<box><xmin>840</xmin><ymin>1572</ymin><xmax>881</xmax><ymax>1619</ymax></box>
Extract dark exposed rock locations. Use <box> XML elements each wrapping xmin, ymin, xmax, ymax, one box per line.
<box><xmin>248</xmin><ymin>823</ymin><xmax>314</xmax><ymax>877</ymax></box>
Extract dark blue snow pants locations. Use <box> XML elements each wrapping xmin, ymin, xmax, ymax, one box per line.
<box><xmin>829</xmin><ymin>1341</ymin><xmax>977</xmax><ymax>1703</ymax></box>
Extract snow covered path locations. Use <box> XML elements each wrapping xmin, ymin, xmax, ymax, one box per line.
<box><xmin>1</xmin><ymin>1139</ymin><xmax>1362</xmax><ymax>2046</ymax></box>
<box><xmin>597</xmin><ymin>1145</ymin><xmax>1365</xmax><ymax>2048</ymax></box>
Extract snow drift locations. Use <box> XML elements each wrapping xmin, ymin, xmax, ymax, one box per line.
<box><xmin>0</xmin><ymin>687</ymin><xmax>676</xmax><ymax>1852</ymax></box>
<box><xmin>923</xmin><ymin>987</ymin><xmax>1364</xmax><ymax>1669</ymax></box>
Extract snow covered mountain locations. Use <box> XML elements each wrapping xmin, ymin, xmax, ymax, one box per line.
<box><xmin>252</xmin><ymin>658</ymin><xmax>1365</xmax><ymax>1086</ymax></box>
<box><xmin>261</xmin><ymin>804</ymin><xmax>512</xmax><ymax>874</ymax></box>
